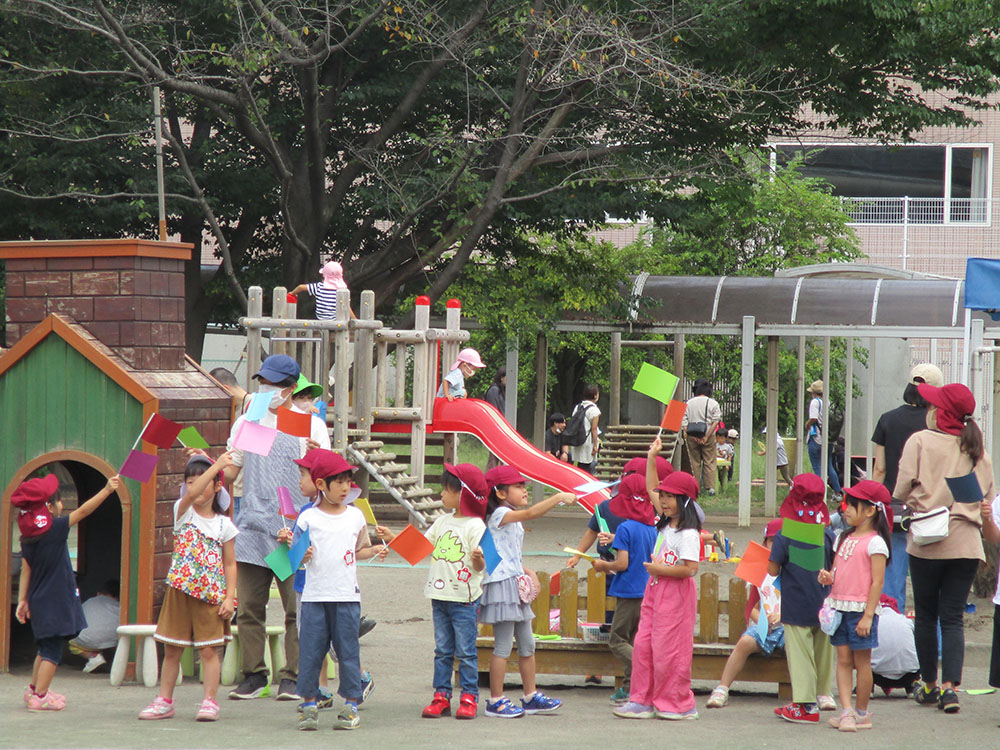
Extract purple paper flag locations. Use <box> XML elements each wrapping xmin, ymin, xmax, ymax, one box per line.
<box><xmin>233</xmin><ymin>420</ymin><xmax>278</xmax><ymax>456</ymax></box>
<box><xmin>119</xmin><ymin>450</ymin><xmax>158</xmax><ymax>483</ymax></box>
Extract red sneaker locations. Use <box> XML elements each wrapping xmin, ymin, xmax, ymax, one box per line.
<box><xmin>422</xmin><ymin>692</ymin><xmax>451</xmax><ymax>718</ymax></box>
<box><xmin>455</xmin><ymin>693</ymin><xmax>477</xmax><ymax>720</ymax></box>
<box><xmin>775</xmin><ymin>703</ymin><xmax>819</xmax><ymax>724</ymax></box>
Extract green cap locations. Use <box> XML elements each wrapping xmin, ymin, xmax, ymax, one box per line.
<box><xmin>294</xmin><ymin>373</ymin><xmax>323</xmax><ymax>399</ymax></box>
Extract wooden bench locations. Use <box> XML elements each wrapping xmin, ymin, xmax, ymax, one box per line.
<box><xmin>476</xmin><ymin>568</ymin><xmax>790</xmax><ymax>698</ymax></box>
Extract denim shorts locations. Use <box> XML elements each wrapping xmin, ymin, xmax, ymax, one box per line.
<box><xmin>743</xmin><ymin>623</ymin><xmax>785</xmax><ymax>656</ymax></box>
<box><xmin>830</xmin><ymin>611</ymin><xmax>879</xmax><ymax>650</ymax></box>
<box><xmin>37</xmin><ymin>635</ymin><xmax>67</xmax><ymax>665</ymax></box>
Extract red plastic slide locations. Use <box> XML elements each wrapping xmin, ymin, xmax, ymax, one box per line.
<box><xmin>430</xmin><ymin>398</ymin><xmax>611</xmax><ymax>513</ymax></box>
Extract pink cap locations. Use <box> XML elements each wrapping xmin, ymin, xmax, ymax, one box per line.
<box><xmin>319</xmin><ymin>261</ymin><xmax>348</xmax><ymax>290</ymax></box>
<box><xmin>451</xmin><ymin>348</ymin><xmax>485</xmax><ymax>371</ymax></box>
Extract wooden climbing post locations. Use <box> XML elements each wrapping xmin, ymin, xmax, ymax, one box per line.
<box><xmin>411</xmin><ymin>296</ymin><xmax>431</xmax><ymax>485</ymax></box>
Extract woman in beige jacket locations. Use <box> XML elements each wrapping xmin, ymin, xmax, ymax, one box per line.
<box><xmin>894</xmin><ymin>382</ymin><xmax>994</xmax><ymax>714</ymax></box>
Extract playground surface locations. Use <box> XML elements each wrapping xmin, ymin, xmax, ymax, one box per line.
<box><xmin>5</xmin><ymin>514</ymin><xmax>999</xmax><ymax>749</ymax></box>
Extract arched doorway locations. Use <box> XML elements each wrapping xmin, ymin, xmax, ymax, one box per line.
<box><xmin>2</xmin><ymin>451</ymin><xmax>131</xmax><ymax>671</ymax></box>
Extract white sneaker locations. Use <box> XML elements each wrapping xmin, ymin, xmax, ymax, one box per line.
<box><xmin>83</xmin><ymin>653</ymin><xmax>106</xmax><ymax>673</ymax></box>
<box><xmin>706</xmin><ymin>687</ymin><xmax>729</xmax><ymax>708</ymax></box>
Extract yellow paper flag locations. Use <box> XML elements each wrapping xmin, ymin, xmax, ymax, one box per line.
<box><xmin>354</xmin><ymin>497</ymin><xmax>378</xmax><ymax>525</ymax></box>
<box><xmin>563</xmin><ymin>546</ymin><xmax>597</xmax><ymax>561</ymax></box>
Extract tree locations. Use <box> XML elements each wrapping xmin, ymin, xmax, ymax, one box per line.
<box><xmin>4</xmin><ymin>0</ymin><xmax>1000</xmax><ymax>347</ymax></box>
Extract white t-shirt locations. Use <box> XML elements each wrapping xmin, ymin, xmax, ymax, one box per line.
<box><xmin>228</xmin><ymin>408</ymin><xmax>330</xmax><ymax>467</ymax></box>
<box><xmin>483</xmin><ymin>506</ymin><xmax>524</xmax><ymax>583</ymax></box>
<box><xmin>174</xmin><ymin>500</ymin><xmax>239</xmax><ymax>543</ymax></box>
<box><xmin>654</xmin><ymin>526</ymin><xmax>701</xmax><ymax>566</ymax></box>
<box><xmin>808</xmin><ymin>397</ymin><xmax>823</xmax><ymax>443</ymax></box>
<box><xmin>870</xmin><ymin>608</ymin><xmax>919</xmax><ymax>679</ymax></box>
<box><xmin>296</xmin><ymin>505</ymin><xmax>369</xmax><ymax>603</ymax></box>
<box><xmin>569</xmin><ymin>401</ymin><xmax>602</xmax><ymax>463</ymax></box>
<box><xmin>424</xmin><ymin>513</ymin><xmax>487</xmax><ymax>603</ymax></box>
<box><xmin>992</xmin><ymin>496</ymin><xmax>1000</xmax><ymax>606</ymax></box>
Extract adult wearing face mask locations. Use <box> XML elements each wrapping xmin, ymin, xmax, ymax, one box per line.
<box><xmin>223</xmin><ymin>355</ymin><xmax>331</xmax><ymax>702</ymax></box>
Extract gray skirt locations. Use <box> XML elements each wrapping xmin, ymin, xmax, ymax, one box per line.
<box><xmin>479</xmin><ymin>576</ymin><xmax>534</xmax><ymax>624</ymax></box>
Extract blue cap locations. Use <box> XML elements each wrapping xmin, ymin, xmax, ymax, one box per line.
<box><xmin>253</xmin><ymin>354</ymin><xmax>300</xmax><ymax>384</ymax></box>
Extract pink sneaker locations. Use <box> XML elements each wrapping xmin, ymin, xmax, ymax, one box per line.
<box><xmin>23</xmin><ymin>685</ymin><xmax>34</xmax><ymax>705</ymax></box>
<box><xmin>27</xmin><ymin>692</ymin><xmax>66</xmax><ymax>711</ymax></box>
<box><xmin>138</xmin><ymin>696</ymin><xmax>175</xmax><ymax>720</ymax></box>
<box><xmin>196</xmin><ymin>698</ymin><xmax>220</xmax><ymax>722</ymax></box>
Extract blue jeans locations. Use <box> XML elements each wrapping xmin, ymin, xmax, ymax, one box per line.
<box><xmin>297</xmin><ymin>601</ymin><xmax>362</xmax><ymax>702</ymax></box>
<box><xmin>807</xmin><ymin>439</ymin><xmax>842</xmax><ymax>494</ymax></box>
<box><xmin>432</xmin><ymin>598</ymin><xmax>480</xmax><ymax>697</ymax></box>
<box><xmin>883</xmin><ymin>529</ymin><xmax>909</xmax><ymax>610</ymax></box>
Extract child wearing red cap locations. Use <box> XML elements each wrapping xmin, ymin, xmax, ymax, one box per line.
<box><xmin>377</xmin><ymin>463</ymin><xmax>488</xmax><ymax>719</ymax></box>
<box><xmin>817</xmin><ymin>480</ymin><xmax>892</xmax><ymax>731</ymax></box>
<box><xmin>289</xmin><ymin>449</ymin><xmax>387</xmax><ymax>731</ymax></box>
<box><xmin>480</xmin><ymin>465</ymin><xmax>576</xmax><ymax>718</ymax></box>
<box><xmin>613</xmin><ymin>437</ymin><xmax>702</xmax><ymax>721</ymax></box>
<box><xmin>706</xmin><ymin>518</ymin><xmax>786</xmax><ymax>708</ymax></box>
<box><xmin>14</xmin><ymin>472</ymin><xmax>120</xmax><ymax>711</ymax></box>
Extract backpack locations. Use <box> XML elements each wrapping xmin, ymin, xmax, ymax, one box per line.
<box><xmin>562</xmin><ymin>402</ymin><xmax>590</xmax><ymax>446</ymax></box>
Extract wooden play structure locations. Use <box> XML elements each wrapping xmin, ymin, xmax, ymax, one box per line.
<box><xmin>476</xmin><ymin>567</ymin><xmax>791</xmax><ymax>698</ymax></box>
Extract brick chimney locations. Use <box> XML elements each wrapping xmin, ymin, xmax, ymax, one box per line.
<box><xmin>1</xmin><ymin>239</ymin><xmax>192</xmax><ymax>369</ymax></box>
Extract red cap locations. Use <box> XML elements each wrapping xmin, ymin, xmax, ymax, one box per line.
<box><xmin>843</xmin><ymin>479</ymin><xmax>894</xmax><ymax>528</ymax></box>
<box><xmin>655</xmin><ymin>471</ymin><xmax>699</xmax><ymax>500</ymax></box>
<box><xmin>917</xmin><ymin>382</ymin><xmax>975</xmax><ymax>435</ymax></box>
<box><xmin>764</xmin><ymin>518</ymin><xmax>783</xmax><ymax>540</ymax></box>
<box><xmin>485</xmin><ymin>465</ymin><xmax>528</xmax><ymax>489</ymax></box>
<box><xmin>444</xmin><ymin>463</ymin><xmax>488</xmax><ymax>519</ymax></box>
<box><xmin>11</xmin><ymin>474</ymin><xmax>59</xmax><ymax>538</ymax></box>
<box><xmin>293</xmin><ymin>449</ymin><xmax>356</xmax><ymax>483</ymax></box>
<box><xmin>779</xmin><ymin>473</ymin><xmax>830</xmax><ymax>525</ymax></box>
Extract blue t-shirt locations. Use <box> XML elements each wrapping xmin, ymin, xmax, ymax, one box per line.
<box><xmin>436</xmin><ymin>368</ymin><xmax>466</xmax><ymax>398</ymax></box>
<box><xmin>768</xmin><ymin>527</ymin><xmax>834</xmax><ymax>627</ymax></box>
<box><xmin>586</xmin><ymin>500</ymin><xmax>627</xmax><ymax>560</ymax></box>
<box><xmin>608</xmin><ymin>520</ymin><xmax>657</xmax><ymax>598</ymax></box>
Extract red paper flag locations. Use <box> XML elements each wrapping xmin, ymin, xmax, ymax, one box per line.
<box><xmin>141</xmin><ymin>414</ymin><xmax>183</xmax><ymax>449</ymax></box>
<box><xmin>734</xmin><ymin>540</ymin><xmax>772</xmax><ymax>587</ymax></box>
<box><xmin>660</xmin><ymin>400</ymin><xmax>687</xmax><ymax>432</ymax></box>
<box><xmin>387</xmin><ymin>524</ymin><xmax>434</xmax><ymax>566</ymax></box>
<box><xmin>276</xmin><ymin>407</ymin><xmax>312</xmax><ymax>438</ymax></box>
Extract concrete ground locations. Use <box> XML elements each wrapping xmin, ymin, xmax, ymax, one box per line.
<box><xmin>5</xmin><ymin>514</ymin><xmax>999</xmax><ymax>748</ymax></box>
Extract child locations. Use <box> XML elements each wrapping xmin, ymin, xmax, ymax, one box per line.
<box><xmin>707</xmin><ymin>518</ymin><xmax>785</xmax><ymax>708</ymax></box>
<box><xmin>290</xmin><ymin>260</ymin><xmax>356</xmax><ymax>321</ymax></box>
<box><xmin>613</xmin><ymin>438</ymin><xmax>701</xmax><ymax>721</ymax></box>
<box><xmin>768</xmin><ymin>473</ymin><xmax>836</xmax><ymax>724</ymax></box>
<box><xmin>14</xmin><ymin>472</ymin><xmax>121</xmax><ymax>711</ymax></box>
<box><xmin>436</xmin><ymin>348</ymin><xmax>485</xmax><ymax>401</ymax></box>
<box><xmin>139</xmin><ymin>454</ymin><xmax>237</xmax><ymax>721</ymax></box>
<box><xmin>870</xmin><ymin>596</ymin><xmax>919</xmax><ymax>697</ymax></box>
<box><xmin>291</xmin><ymin>449</ymin><xmax>387</xmax><ymax>731</ymax></box>
<box><xmin>291</xmin><ymin>374</ymin><xmax>323</xmax><ymax>415</ymax></box>
<box><xmin>817</xmin><ymin>480</ymin><xmax>891</xmax><ymax>731</ymax></box>
<box><xmin>590</xmin><ymin>473</ymin><xmax>658</xmax><ymax>705</ymax></box>
<box><xmin>377</xmin><ymin>463</ymin><xmax>488</xmax><ymax>719</ymax></box>
<box><xmin>69</xmin><ymin>580</ymin><xmax>121</xmax><ymax>673</ymax></box>
<box><xmin>480</xmin><ymin>465</ymin><xmax>576</xmax><ymax>718</ymax></box>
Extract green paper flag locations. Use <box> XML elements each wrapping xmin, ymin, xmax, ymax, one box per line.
<box><xmin>177</xmin><ymin>426</ymin><xmax>210</xmax><ymax>450</ymax></box>
<box><xmin>789</xmin><ymin>544</ymin><xmax>825</xmax><ymax>571</ymax></box>
<box><xmin>595</xmin><ymin>506</ymin><xmax>610</xmax><ymax>534</ymax></box>
<box><xmin>781</xmin><ymin>518</ymin><xmax>826</xmax><ymax>547</ymax></box>
<box><xmin>632</xmin><ymin>363</ymin><xmax>679</xmax><ymax>405</ymax></box>
<box><xmin>264</xmin><ymin>543</ymin><xmax>294</xmax><ymax>581</ymax></box>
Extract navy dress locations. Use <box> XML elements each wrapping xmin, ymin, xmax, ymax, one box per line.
<box><xmin>21</xmin><ymin>516</ymin><xmax>86</xmax><ymax>640</ymax></box>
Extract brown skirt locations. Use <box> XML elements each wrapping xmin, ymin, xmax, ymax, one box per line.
<box><xmin>154</xmin><ymin>586</ymin><xmax>233</xmax><ymax>648</ymax></box>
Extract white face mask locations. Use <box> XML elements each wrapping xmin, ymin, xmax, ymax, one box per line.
<box><xmin>258</xmin><ymin>383</ymin><xmax>289</xmax><ymax>408</ymax></box>
<box><xmin>292</xmin><ymin>396</ymin><xmax>314</xmax><ymax>412</ymax></box>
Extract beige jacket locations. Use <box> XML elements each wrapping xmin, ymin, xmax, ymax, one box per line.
<box><xmin>894</xmin><ymin>429</ymin><xmax>994</xmax><ymax>561</ymax></box>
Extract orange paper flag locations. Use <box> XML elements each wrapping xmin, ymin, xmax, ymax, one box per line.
<box><xmin>276</xmin><ymin>407</ymin><xmax>312</xmax><ymax>438</ymax></box>
<box><xmin>660</xmin><ymin>400</ymin><xmax>687</xmax><ymax>432</ymax></box>
<box><xmin>387</xmin><ymin>523</ymin><xmax>434</xmax><ymax>566</ymax></box>
<box><xmin>733</xmin><ymin>540</ymin><xmax>771</xmax><ymax>587</ymax></box>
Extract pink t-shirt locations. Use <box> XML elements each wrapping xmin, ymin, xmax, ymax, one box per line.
<box><xmin>829</xmin><ymin>531</ymin><xmax>889</xmax><ymax>612</ymax></box>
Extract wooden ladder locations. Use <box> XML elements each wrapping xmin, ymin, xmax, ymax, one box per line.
<box><xmin>595</xmin><ymin>424</ymin><xmax>678</xmax><ymax>479</ymax></box>
<box><xmin>346</xmin><ymin>440</ymin><xmax>445</xmax><ymax>529</ymax></box>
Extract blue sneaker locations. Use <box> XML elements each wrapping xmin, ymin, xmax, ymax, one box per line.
<box><xmin>484</xmin><ymin>697</ymin><xmax>524</xmax><ymax>718</ymax></box>
<box><xmin>521</xmin><ymin>692</ymin><xmax>562</xmax><ymax>714</ymax></box>
<box><xmin>359</xmin><ymin>671</ymin><xmax>374</xmax><ymax>704</ymax></box>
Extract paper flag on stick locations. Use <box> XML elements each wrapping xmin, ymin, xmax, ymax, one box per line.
<box><xmin>632</xmin><ymin>363</ymin><xmax>679</xmax><ymax>405</ymax></box>
<box><xmin>660</xmin><ymin>400</ymin><xmax>687</xmax><ymax>432</ymax></box>
<box><xmin>573</xmin><ymin>479</ymin><xmax>620</xmax><ymax>495</ymax></box>
<box><xmin>754</xmin><ymin>606</ymin><xmax>770</xmax><ymax>643</ymax></box>
<box><xmin>264</xmin><ymin>543</ymin><xmax>294</xmax><ymax>581</ymax></box>
<box><xmin>287</xmin><ymin>528</ymin><xmax>311</xmax><ymax>571</ymax></box>
<box><xmin>387</xmin><ymin>524</ymin><xmax>434</xmax><ymax>565</ymax></box>
<box><xmin>277</xmin><ymin>487</ymin><xmax>297</xmax><ymax>521</ymax></box>
<box><xmin>594</xmin><ymin>505</ymin><xmax>610</xmax><ymax>534</ymax></box>
<box><xmin>789</xmin><ymin>543</ymin><xmax>826</xmax><ymax>571</ymax></box>
<box><xmin>141</xmin><ymin>414</ymin><xmax>183</xmax><ymax>450</ymax></box>
<box><xmin>276</xmin><ymin>407</ymin><xmax>312</xmax><ymax>438</ymax></box>
<box><xmin>119</xmin><ymin>450</ymin><xmax>158</xmax><ymax>483</ymax></box>
<box><xmin>479</xmin><ymin>529</ymin><xmax>502</xmax><ymax>575</ymax></box>
<box><xmin>177</xmin><ymin>426</ymin><xmax>210</xmax><ymax>450</ymax></box>
<box><xmin>563</xmin><ymin>546</ymin><xmax>596</xmax><ymax>562</ymax></box>
<box><xmin>316</xmin><ymin>401</ymin><xmax>328</xmax><ymax>421</ymax></box>
<box><xmin>233</xmin><ymin>420</ymin><xmax>278</xmax><ymax>456</ymax></box>
<box><xmin>781</xmin><ymin>518</ymin><xmax>826</xmax><ymax>546</ymax></box>
<box><xmin>733</xmin><ymin>540</ymin><xmax>771</xmax><ymax>587</ymax></box>
<box><xmin>354</xmin><ymin>497</ymin><xmax>378</xmax><ymax>526</ymax></box>
<box><xmin>945</xmin><ymin>472</ymin><xmax>984</xmax><ymax>503</ymax></box>
<box><xmin>245</xmin><ymin>392</ymin><xmax>271</xmax><ymax>423</ymax></box>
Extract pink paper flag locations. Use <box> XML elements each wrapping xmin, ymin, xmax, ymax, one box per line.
<box><xmin>233</xmin><ymin>420</ymin><xmax>278</xmax><ymax>456</ymax></box>
<box><xmin>119</xmin><ymin>450</ymin><xmax>158</xmax><ymax>483</ymax></box>
<box><xmin>278</xmin><ymin>487</ymin><xmax>297</xmax><ymax>520</ymax></box>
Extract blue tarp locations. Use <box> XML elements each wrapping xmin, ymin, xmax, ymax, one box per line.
<box><xmin>965</xmin><ymin>258</ymin><xmax>1000</xmax><ymax>319</ymax></box>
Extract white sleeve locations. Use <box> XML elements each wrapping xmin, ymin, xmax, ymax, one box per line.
<box><xmin>173</xmin><ymin>499</ymin><xmax>190</xmax><ymax>531</ymax></box>
<box><xmin>809</xmin><ymin>399</ymin><xmax>821</xmax><ymax>421</ymax></box>
<box><xmin>310</xmin><ymin>415</ymin><xmax>331</xmax><ymax>450</ymax></box>
<box><xmin>678</xmin><ymin>529</ymin><xmax>701</xmax><ymax>562</ymax></box>
<box><xmin>868</xmin><ymin>535</ymin><xmax>890</xmax><ymax>558</ymax></box>
<box><xmin>219</xmin><ymin>516</ymin><xmax>239</xmax><ymax>544</ymax></box>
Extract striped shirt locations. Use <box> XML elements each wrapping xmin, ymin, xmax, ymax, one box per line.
<box><xmin>306</xmin><ymin>282</ymin><xmax>338</xmax><ymax>320</ymax></box>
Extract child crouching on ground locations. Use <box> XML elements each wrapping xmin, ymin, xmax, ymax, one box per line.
<box><xmin>292</xmin><ymin>450</ymin><xmax>387</xmax><ymax>731</ymax></box>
